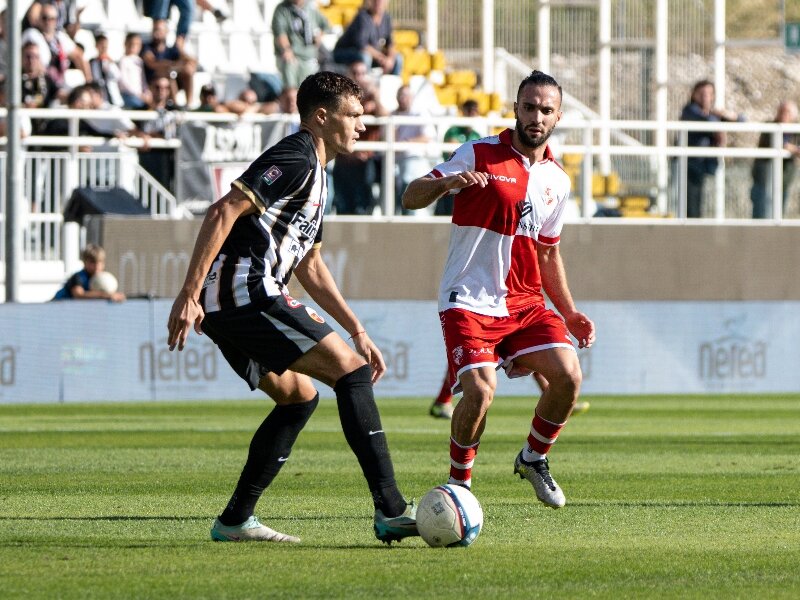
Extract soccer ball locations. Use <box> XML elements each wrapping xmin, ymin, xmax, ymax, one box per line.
<box><xmin>90</xmin><ymin>271</ymin><xmax>118</xmax><ymax>293</ymax></box>
<box><xmin>417</xmin><ymin>484</ymin><xmax>483</xmax><ymax>547</ymax></box>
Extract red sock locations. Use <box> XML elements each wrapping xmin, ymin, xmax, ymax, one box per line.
<box><xmin>524</xmin><ymin>412</ymin><xmax>565</xmax><ymax>458</ymax></box>
<box><xmin>448</xmin><ymin>438</ymin><xmax>479</xmax><ymax>489</ymax></box>
<box><xmin>434</xmin><ymin>376</ymin><xmax>452</xmax><ymax>405</ymax></box>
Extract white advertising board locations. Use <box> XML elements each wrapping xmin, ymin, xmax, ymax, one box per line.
<box><xmin>0</xmin><ymin>300</ymin><xmax>797</xmax><ymax>404</ymax></box>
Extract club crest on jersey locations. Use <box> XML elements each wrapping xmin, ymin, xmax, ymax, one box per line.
<box><xmin>283</xmin><ymin>293</ymin><xmax>301</xmax><ymax>308</ymax></box>
<box><xmin>544</xmin><ymin>187</ymin><xmax>555</xmax><ymax>205</ymax></box>
<box><xmin>262</xmin><ymin>165</ymin><xmax>283</xmax><ymax>185</ymax></box>
<box><xmin>305</xmin><ymin>306</ymin><xmax>325</xmax><ymax>323</ymax></box>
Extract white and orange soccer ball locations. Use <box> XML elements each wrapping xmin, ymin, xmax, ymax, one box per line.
<box><xmin>416</xmin><ymin>484</ymin><xmax>483</xmax><ymax>547</ymax></box>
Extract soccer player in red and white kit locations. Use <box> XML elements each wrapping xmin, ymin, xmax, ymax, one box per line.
<box><xmin>402</xmin><ymin>71</ymin><xmax>595</xmax><ymax>508</ymax></box>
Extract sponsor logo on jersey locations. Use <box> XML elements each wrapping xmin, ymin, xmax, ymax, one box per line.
<box><xmin>283</xmin><ymin>293</ymin><xmax>301</xmax><ymax>308</ymax></box>
<box><xmin>305</xmin><ymin>306</ymin><xmax>325</xmax><ymax>323</ymax></box>
<box><xmin>291</xmin><ymin>210</ymin><xmax>320</xmax><ymax>241</ymax></box>
<box><xmin>263</xmin><ymin>165</ymin><xmax>283</xmax><ymax>185</ymax></box>
<box><xmin>202</xmin><ymin>272</ymin><xmax>217</xmax><ymax>288</ymax></box>
<box><xmin>488</xmin><ymin>173</ymin><xmax>517</xmax><ymax>183</ymax></box>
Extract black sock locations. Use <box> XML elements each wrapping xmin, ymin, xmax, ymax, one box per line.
<box><xmin>334</xmin><ymin>365</ymin><xmax>407</xmax><ymax>517</ymax></box>
<box><xmin>218</xmin><ymin>394</ymin><xmax>318</xmax><ymax>526</ymax></box>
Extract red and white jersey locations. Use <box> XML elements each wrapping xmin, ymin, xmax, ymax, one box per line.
<box><xmin>431</xmin><ymin>128</ymin><xmax>570</xmax><ymax>317</ymax></box>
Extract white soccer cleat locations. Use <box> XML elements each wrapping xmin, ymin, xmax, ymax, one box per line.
<box><xmin>513</xmin><ymin>452</ymin><xmax>566</xmax><ymax>508</ymax></box>
<box><xmin>210</xmin><ymin>516</ymin><xmax>300</xmax><ymax>543</ymax></box>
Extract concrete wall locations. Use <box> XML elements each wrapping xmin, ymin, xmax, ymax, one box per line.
<box><xmin>93</xmin><ymin>217</ymin><xmax>800</xmax><ymax>302</ymax></box>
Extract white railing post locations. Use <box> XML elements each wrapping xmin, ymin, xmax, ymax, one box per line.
<box><xmin>482</xmin><ymin>0</ymin><xmax>495</xmax><ymax>93</ymax></box>
<box><xmin>537</xmin><ymin>0</ymin><xmax>551</xmax><ymax>74</ymax></box>
<box><xmin>678</xmin><ymin>130</ymin><xmax>688</xmax><ymax>219</ymax></box>
<box><xmin>581</xmin><ymin>125</ymin><xmax>593</xmax><ymax>218</ymax></box>
<box><xmin>655</xmin><ymin>0</ymin><xmax>669</xmax><ymax>215</ymax></box>
<box><xmin>382</xmin><ymin>116</ymin><xmax>396</xmax><ymax>216</ymax></box>
<box><xmin>598</xmin><ymin>0</ymin><xmax>611</xmax><ymax>176</ymax></box>
<box><xmin>426</xmin><ymin>0</ymin><xmax>438</xmax><ymax>53</ymax></box>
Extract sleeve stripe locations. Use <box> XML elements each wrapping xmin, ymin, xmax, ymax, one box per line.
<box><xmin>232</xmin><ymin>180</ymin><xmax>266</xmax><ymax>214</ymax></box>
<box><xmin>538</xmin><ymin>234</ymin><xmax>560</xmax><ymax>246</ymax></box>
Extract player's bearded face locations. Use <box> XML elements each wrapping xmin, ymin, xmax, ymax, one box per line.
<box><xmin>514</xmin><ymin>84</ymin><xmax>562</xmax><ymax>150</ymax></box>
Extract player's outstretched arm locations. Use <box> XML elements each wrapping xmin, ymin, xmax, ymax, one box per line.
<box><xmin>167</xmin><ymin>188</ymin><xmax>256</xmax><ymax>351</ymax></box>
<box><xmin>294</xmin><ymin>247</ymin><xmax>386</xmax><ymax>382</ymax></box>
<box><xmin>402</xmin><ymin>171</ymin><xmax>489</xmax><ymax>210</ymax></box>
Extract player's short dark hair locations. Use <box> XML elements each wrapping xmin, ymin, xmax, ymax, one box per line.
<box><xmin>517</xmin><ymin>70</ymin><xmax>563</xmax><ymax>102</ymax></box>
<box><xmin>297</xmin><ymin>71</ymin><xmax>362</xmax><ymax>122</ymax></box>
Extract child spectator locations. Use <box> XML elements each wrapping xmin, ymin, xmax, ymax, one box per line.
<box><xmin>89</xmin><ymin>32</ymin><xmax>123</xmax><ymax>107</ymax></box>
<box><xmin>118</xmin><ymin>33</ymin><xmax>150</xmax><ymax>109</ymax></box>
<box><xmin>52</xmin><ymin>244</ymin><xmax>126</xmax><ymax>302</ymax></box>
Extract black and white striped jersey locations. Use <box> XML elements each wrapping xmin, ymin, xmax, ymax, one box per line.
<box><xmin>200</xmin><ymin>130</ymin><xmax>326</xmax><ymax>313</ymax></box>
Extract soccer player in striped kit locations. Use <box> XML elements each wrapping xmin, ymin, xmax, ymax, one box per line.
<box><xmin>403</xmin><ymin>71</ymin><xmax>595</xmax><ymax>508</ymax></box>
<box><xmin>167</xmin><ymin>72</ymin><xmax>418</xmax><ymax>543</ymax></box>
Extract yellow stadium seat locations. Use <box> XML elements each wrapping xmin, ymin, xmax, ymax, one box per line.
<box><xmin>319</xmin><ymin>6</ymin><xmax>343</xmax><ymax>27</ymax></box>
<box><xmin>434</xmin><ymin>86</ymin><xmax>459</xmax><ymax>106</ymax></box>
<box><xmin>561</xmin><ymin>153</ymin><xmax>583</xmax><ymax>167</ymax></box>
<box><xmin>341</xmin><ymin>6</ymin><xmax>358</xmax><ymax>26</ymax></box>
<box><xmin>430</xmin><ymin>51</ymin><xmax>446</xmax><ymax>71</ymax></box>
<box><xmin>446</xmin><ymin>70</ymin><xmax>478</xmax><ymax>88</ymax></box>
<box><xmin>330</xmin><ymin>0</ymin><xmax>362</xmax><ymax>7</ymax></box>
<box><xmin>394</xmin><ymin>29</ymin><xmax>420</xmax><ymax>49</ymax></box>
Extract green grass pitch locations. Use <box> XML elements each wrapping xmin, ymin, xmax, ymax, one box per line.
<box><xmin>1</xmin><ymin>395</ymin><xmax>799</xmax><ymax>599</ymax></box>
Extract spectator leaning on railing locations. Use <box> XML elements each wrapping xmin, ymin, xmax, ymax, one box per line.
<box><xmin>750</xmin><ymin>100</ymin><xmax>800</xmax><ymax>219</ymax></box>
<box><xmin>678</xmin><ymin>79</ymin><xmax>743</xmax><ymax>218</ymax></box>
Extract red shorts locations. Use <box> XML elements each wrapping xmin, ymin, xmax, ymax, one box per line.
<box><xmin>439</xmin><ymin>305</ymin><xmax>574</xmax><ymax>392</ymax></box>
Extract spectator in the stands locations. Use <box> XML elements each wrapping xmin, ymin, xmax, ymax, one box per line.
<box><xmin>278</xmin><ymin>85</ymin><xmax>300</xmax><ymax>134</ymax></box>
<box><xmin>141</xmin><ymin>18</ymin><xmax>197</xmax><ymax>108</ymax></box>
<box><xmin>53</xmin><ymin>244</ymin><xmax>126</xmax><ymax>302</ymax></box>
<box><xmin>137</xmin><ymin>76</ymin><xmax>181</xmax><ymax>192</ymax></box>
<box><xmin>21</xmin><ymin>40</ymin><xmax>61</xmax><ymax>109</ymax></box>
<box><xmin>393</xmin><ymin>84</ymin><xmax>436</xmax><ymax>212</ymax></box>
<box><xmin>196</xmin><ymin>0</ymin><xmax>229</xmax><ymax>23</ymax></box>
<box><xmin>0</xmin><ymin>82</ymin><xmax>32</xmax><ymax>139</ymax></box>
<box><xmin>21</xmin><ymin>1</ymin><xmax>91</xmax><ymax>87</ymax></box>
<box><xmin>38</xmin><ymin>84</ymin><xmax>104</xmax><ymax>151</ymax></box>
<box><xmin>194</xmin><ymin>83</ymin><xmax>229</xmax><ymax>113</ymax></box>
<box><xmin>435</xmin><ymin>99</ymin><xmax>483</xmax><ymax>215</ymax></box>
<box><xmin>225</xmin><ymin>87</ymin><xmax>278</xmax><ymax>116</ymax></box>
<box><xmin>23</xmin><ymin>0</ymin><xmax>84</xmax><ymax>41</ymax></box>
<box><xmin>333</xmin><ymin>0</ymin><xmax>401</xmax><ymax>76</ymax></box>
<box><xmin>83</xmin><ymin>81</ymin><xmax>136</xmax><ymax>138</ymax></box>
<box><xmin>143</xmin><ymin>0</ymin><xmax>194</xmax><ymax>51</ymax></box>
<box><xmin>271</xmin><ymin>0</ymin><xmax>331</xmax><ymax>89</ymax></box>
<box><xmin>332</xmin><ymin>60</ymin><xmax>387</xmax><ymax>214</ymax></box>
<box><xmin>118</xmin><ymin>33</ymin><xmax>150</xmax><ymax>109</ymax></box>
<box><xmin>89</xmin><ymin>32</ymin><xmax>123</xmax><ymax>107</ymax></box>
